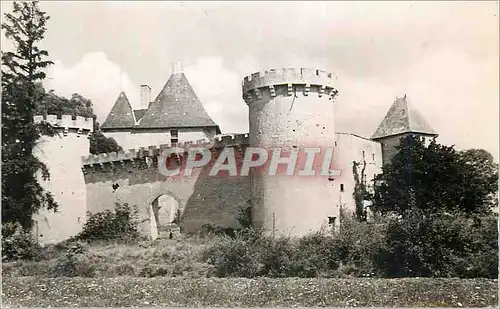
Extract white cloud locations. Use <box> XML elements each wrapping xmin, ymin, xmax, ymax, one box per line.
<box><xmin>41</xmin><ymin>47</ymin><xmax>498</xmax><ymax>160</ymax></box>
<box><xmin>184</xmin><ymin>57</ymin><xmax>249</xmax><ymax>133</ymax></box>
<box><xmin>333</xmin><ymin>46</ymin><xmax>499</xmax><ymax>160</ymax></box>
<box><xmin>43</xmin><ymin>52</ymin><xmax>140</xmax><ymax>123</ymax></box>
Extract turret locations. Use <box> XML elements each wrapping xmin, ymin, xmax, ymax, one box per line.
<box><xmin>32</xmin><ymin>115</ymin><xmax>93</xmax><ymax>245</ymax></box>
<box><xmin>243</xmin><ymin>68</ymin><xmax>340</xmax><ymax>237</ymax></box>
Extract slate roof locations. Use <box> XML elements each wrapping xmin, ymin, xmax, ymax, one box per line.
<box><xmin>133</xmin><ymin>109</ymin><xmax>147</xmax><ymax>122</ymax></box>
<box><xmin>100</xmin><ymin>92</ymin><xmax>136</xmax><ymax>129</ymax></box>
<box><xmin>371</xmin><ymin>95</ymin><xmax>438</xmax><ymax>140</ymax></box>
<box><xmin>136</xmin><ymin>73</ymin><xmax>219</xmax><ymax>130</ymax></box>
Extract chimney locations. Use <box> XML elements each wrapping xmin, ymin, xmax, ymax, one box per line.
<box><xmin>140</xmin><ymin>85</ymin><xmax>151</xmax><ymax>109</ymax></box>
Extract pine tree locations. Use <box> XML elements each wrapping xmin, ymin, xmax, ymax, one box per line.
<box><xmin>2</xmin><ymin>1</ymin><xmax>57</xmax><ymax>229</ymax></box>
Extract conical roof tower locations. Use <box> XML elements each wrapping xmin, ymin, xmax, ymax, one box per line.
<box><xmin>372</xmin><ymin>95</ymin><xmax>437</xmax><ymax>140</ymax></box>
<box><xmin>137</xmin><ymin>72</ymin><xmax>220</xmax><ymax>132</ymax></box>
<box><xmin>372</xmin><ymin>95</ymin><xmax>438</xmax><ymax>165</ymax></box>
<box><xmin>101</xmin><ymin>92</ymin><xmax>136</xmax><ymax>129</ymax></box>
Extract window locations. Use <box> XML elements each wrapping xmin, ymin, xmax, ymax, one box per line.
<box><xmin>340</xmin><ymin>184</ymin><xmax>344</xmax><ymax>192</ymax></box>
<box><xmin>362</xmin><ymin>151</ymin><xmax>365</xmax><ymax>158</ymax></box>
<box><xmin>334</xmin><ymin>141</ymin><xmax>337</xmax><ymax>146</ymax></box>
<box><xmin>372</xmin><ymin>153</ymin><xmax>375</xmax><ymax>161</ymax></box>
<box><xmin>170</xmin><ymin>129</ymin><xmax>179</xmax><ymax>145</ymax></box>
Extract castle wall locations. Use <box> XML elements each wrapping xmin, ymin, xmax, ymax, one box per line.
<box><xmin>83</xmin><ymin>136</ymin><xmax>251</xmax><ymax>238</ymax></box>
<box><xmin>33</xmin><ymin>115</ymin><xmax>93</xmax><ymax>245</ymax></box>
<box><xmin>331</xmin><ymin>133</ymin><xmax>383</xmax><ymax>213</ymax></box>
<box><xmin>81</xmin><ymin>131</ymin><xmax>382</xmax><ymax>239</ymax></box>
<box><xmin>243</xmin><ymin>68</ymin><xmax>341</xmax><ymax>237</ymax></box>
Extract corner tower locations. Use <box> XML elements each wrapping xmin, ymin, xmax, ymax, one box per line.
<box><xmin>371</xmin><ymin>95</ymin><xmax>438</xmax><ymax>165</ymax></box>
<box><xmin>243</xmin><ymin>68</ymin><xmax>340</xmax><ymax>237</ymax></box>
<box><xmin>32</xmin><ymin>115</ymin><xmax>93</xmax><ymax>245</ymax></box>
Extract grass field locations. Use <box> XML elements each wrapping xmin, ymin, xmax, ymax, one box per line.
<box><xmin>2</xmin><ymin>277</ymin><xmax>497</xmax><ymax>307</ymax></box>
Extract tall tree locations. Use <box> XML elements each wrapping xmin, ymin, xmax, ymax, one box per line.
<box><xmin>371</xmin><ymin>135</ymin><xmax>498</xmax><ymax>216</ymax></box>
<box><xmin>2</xmin><ymin>1</ymin><xmax>57</xmax><ymax>229</ymax></box>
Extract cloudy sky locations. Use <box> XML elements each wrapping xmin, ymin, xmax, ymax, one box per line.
<box><xmin>1</xmin><ymin>1</ymin><xmax>498</xmax><ymax>159</ymax></box>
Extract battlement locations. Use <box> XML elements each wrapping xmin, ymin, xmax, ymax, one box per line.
<box><xmin>242</xmin><ymin>68</ymin><xmax>335</xmax><ymax>93</ymax></box>
<box><xmin>34</xmin><ymin>115</ymin><xmax>94</xmax><ymax>132</ymax></box>
<box><xmin>214</xmin><ymin>133</ymin><xmax>249</xmax><ymax>147</ymax></box>
<box><xmin>81</xmin><ymin>134</ymin><xmax>250</xmax><ymax>167</ymax></box>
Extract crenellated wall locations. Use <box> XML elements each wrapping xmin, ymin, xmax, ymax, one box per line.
<box><xmin>32</xmin><ymin>115</ymin><xmax>93</xmax><ymax>245</ymax></box>
<box><xmin>34</xmin><ymin>114</ymin><xmax>94</xmax><ymax>133</ymax></box>
<box><xmin>82</xmin><ymin>133</ymin><xmax>251</xmax><ymax>238</ymax></box>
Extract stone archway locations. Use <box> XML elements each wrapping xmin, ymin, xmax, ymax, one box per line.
<box><xmin>150</xmin><ymin>193</ymin><xmax>181</xmax><ymax>239</ymax></box>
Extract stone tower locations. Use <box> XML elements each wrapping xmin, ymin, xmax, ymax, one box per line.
<box><xmin>32</xmin><ymin>115</ymin><xmax>93</xmax><ymax>245</ymax></box>
<box><xmin>243</xmin><ymin>68</ymin><xmax>340</xmax><ymax>237</ymax></box>
<box><xmin>371</xmin><ymin>95</ymin><xmax>438</xmax><ymax>165</ymax></box>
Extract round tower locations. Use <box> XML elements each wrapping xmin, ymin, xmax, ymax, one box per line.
<box><xmin>32</xmin><ymin>115</ymin><xmax>93</xmax><ymax>245</ymax></box>
<box><xmin>242</xmin><ymin>68</ymin><xmax>340</xmax><ymax>237</ymax></box>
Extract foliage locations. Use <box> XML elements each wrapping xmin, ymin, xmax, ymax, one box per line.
<box><xmin>203</xmin><ymin>217</ymin><xmax>388</xmax><ymax>278</ymax></box>
<box><xmin>352</xmin><ymin>160</ymin><xmax>369</xmax><ymax>221</ymax></box>
<box><xmin>75</xmin><ymin>203</ymin><xmax>140</xmax><ymax>242</ymax></box>
<box><xmin>33</xmin><ymin>85</ymin><xmax>123</xmax><ymax>155</ymax></box>
<box><xmin>203</xmin><ymin>210</ymin><xmax>497</xmax><ymax>279</ymax></box>
<box><xmin>34</xmin><ymin>87</ymin><xmax>94</xmax><ymax>119</ymax></box>
<box><xmin>89</xmin><ymin>126</ymin><xmax>123</xmax><ymax>155</ymax></box>
<box><xmin>1</xmin><ymin>1</ymin><xmax>57</xmax><ymax>229</ymax></box>
<box><xmin>2</xmin><ymin>221</ymin><xmax>41</xmax><ymax>262</ymax></box>
<box><xmin>372</xmin><ymin>135</ymin><xmax>498</xmax><ymax>216</ymax></box>
<box><xmin>376</xmin><ymin>209</ymin><xmax>498</xmax><ymax>278</ymax></box>
<box><xmin>52</xmin><ymin>241</ymin><xmax>96</xmax><ymax>277</ymax></box>
<box><xmin>203</xmin><ymin>229</ymin><xmax>262</xmax><ymax>277</ymax></box>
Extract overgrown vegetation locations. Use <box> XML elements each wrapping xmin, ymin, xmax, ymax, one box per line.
<box><xmin>75</xmin><ymin>203</ymin><xmax>140</xmax><ymax>243</ymax></box>
<box><xmin>352</xmin><ymin>159</ymin><xmax>369</xmax><ymax>221</ymax></box>
<box><xmin>372</xmin><ymin>135</ymin><xmax>498</xmax><ymax>216</ymax></box>
<box><xmin>202</xmin><ymin>212</ymin><xmax>497</xmax><ymax>279</ymax></box>
<box><xmin>2</xmin><ymin>222</ymin><xmax>42</xmax><ymax>262</ymax></box>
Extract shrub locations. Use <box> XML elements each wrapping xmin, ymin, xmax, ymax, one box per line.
<box><xmin>376</xmin><ymin>209</ymin><xmax>498</xmax><ymax>278</ymax></box>
<box><xmin>331</xmin><ymin>214</ymin><xmax>387</xmax><ymax>277</ymax></box>
<box><xmin>203</xmin><ymin>229</ymin><xmax>262</xmax><ymax>278</ymax></box>
<box><xmin>76</xmin><ymin>202</ymin><xmax>140</xmax><ymax>242</ymax></box>
<box><xmin>2</xmin><ymin>222</ymin><xmax>41</xmax><ymax>262</ymax></box>
<box><xmin>52</xmin><ymin>241</ymin><xmax>96</xmax><ymax>277</ymax></box>
<box><xmin>289</xmin><ymin>232</ymin><xmax>336</xmax><ymax>277</ymax></box>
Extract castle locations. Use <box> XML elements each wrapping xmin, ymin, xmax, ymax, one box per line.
<box><xmin>32</xmin><ymin>67</ymin><xmax>438</xmax><ymax>245</ymax></box>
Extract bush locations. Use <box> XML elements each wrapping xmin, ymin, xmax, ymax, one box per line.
<box><xmin>76</xmin><ymin>203</ymin><xmax>140</xmax><ymax>242</ymax></box>
<box><xmin>52</xmin><ymin>241</ymin><xmax>96</xmax><ymax>277</ymax></box>
<box><xmin>203</xmin><ymin>229</ymin><xmax>262</xmax><ymax>278</ymax></box>
<box><xmin>331</xmin><ymin>214</ymin><xmax>387</xmax><ymax>277</ymax></box>
<box><xmin>202</xmin><ymin>218</ymin><xmax>385</xmax><ymax>278</ymax></box>
<box><xmin>376</xmin><ymin>210</ymin><xmax>498</xmax><ymax>278</ymax></box>
<box><xmin>2</xmin><ymin>222</ymin><xmax>41</xmax><ymax>262</ymax></box>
